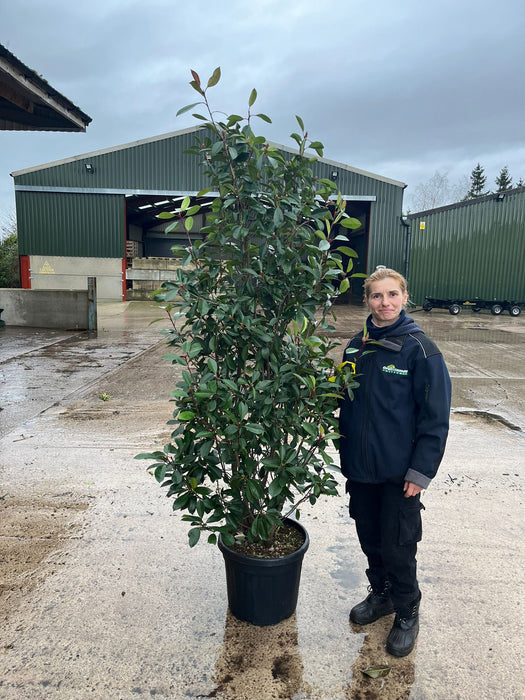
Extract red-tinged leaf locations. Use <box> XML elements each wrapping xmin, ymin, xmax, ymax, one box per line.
<box><xmin>191</xmin><ymin>70</ymin><xmax>201</xmax><ymax>86</ymax></box>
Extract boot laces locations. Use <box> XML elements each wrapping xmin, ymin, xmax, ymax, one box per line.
<box><xmin>398</xmin><ymin>601</ymin><xmax>418</xmax><ymax>623</ymax></box>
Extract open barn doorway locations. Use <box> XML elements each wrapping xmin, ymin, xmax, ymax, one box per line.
<box><xmin>333</xmin><ymin>200</ymin><xmax>370</xmax><ymax>304</ymax></box>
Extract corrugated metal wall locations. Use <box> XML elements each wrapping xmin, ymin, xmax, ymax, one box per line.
<box><xmin>407</xmin><ymin>188</ymin><xmax>525</xmax><ymax>305</ymax></box>
<box><xmin>14</xmin><ymin>126</ymin><xmax>406</xmax><ymax>269</ymax></box>
<box><xmin>310</xmin><ymin>160</ymin><xmax>406</xmax><ymax>273</ymax></box>
<box><xmin>14</xmin><ymin>128</ymin><xmax>204</xmax><ymax>192</ymax></box>
<box><xmin>16</xmin><ymin>191</ymin><xmax>124</xmax><ymax>257</ymax></box>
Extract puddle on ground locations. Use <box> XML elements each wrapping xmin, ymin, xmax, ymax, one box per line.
<box><xmin>327</xmin><ymin>543</ymin><xmax>362</xmax><ymax>590</ymax></box>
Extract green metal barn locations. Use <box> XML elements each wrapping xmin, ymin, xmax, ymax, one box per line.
<box><xmin>407</xmin><ymin>187</ymin><xmax>525</xmax><ymax>309</ymax></box>
<box><xmin>12</xmin><ymin>126</ymin><xmax>407</xmax><ymax>301</ymax></box>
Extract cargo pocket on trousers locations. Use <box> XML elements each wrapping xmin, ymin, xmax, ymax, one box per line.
<box><xmin>398</xmin><ymin>501</ymin><xmax>425</xmax><ymax>546</ymax></box>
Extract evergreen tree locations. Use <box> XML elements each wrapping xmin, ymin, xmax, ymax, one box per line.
<box><xmin>465</xmin><ymin>163</ymin><xmax>488</xmax><ymax>199</ymax></box>
<box><xmin>495</xmin><ymin>166</ymin><xmax>512</xmax><ymax>192</ymax></box>
<box><xmin>515</xmin><ymin>177</ymin><xmax>525</xmax><ymax>188</ymax></box>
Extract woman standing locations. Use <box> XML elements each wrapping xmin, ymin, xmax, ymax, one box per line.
<box><xmin>339</xmin><ymin>268</ymin><xmax>451</xmax><ymax>657</ymax></box>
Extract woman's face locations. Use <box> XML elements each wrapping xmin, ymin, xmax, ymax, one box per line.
<box><xmin>366</xmin><ymin>277</ymin><xmax>408</xmax><ymax>327</ymax></box>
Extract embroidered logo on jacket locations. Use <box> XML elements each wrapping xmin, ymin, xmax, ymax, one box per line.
<box><xmin>382</xmin><ymin>364</ymin><xmax>408</xmax><ymax>376</ymax></box>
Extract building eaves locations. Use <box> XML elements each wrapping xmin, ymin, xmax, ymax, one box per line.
<box><xmin>0</xmin><ymin>43</ymin><xmax>92</xmax><ymax>132</ymax></box>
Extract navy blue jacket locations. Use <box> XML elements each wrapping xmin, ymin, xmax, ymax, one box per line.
<box><xmin>339</xmin><ymin>311</ymin><xmax>451</xmax><ymax>488</ymax></box>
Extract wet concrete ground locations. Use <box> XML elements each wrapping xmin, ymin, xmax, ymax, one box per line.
<box><xmin>0</xmin><ymin>302</ymin><xmax>524</xmax><ymax>699</ymax></box>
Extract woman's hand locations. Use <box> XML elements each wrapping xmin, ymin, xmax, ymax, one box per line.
<box><xmin>403</xmin><ymin>481</ymin><xmax>423</xmax><ymax>498</ymax></box>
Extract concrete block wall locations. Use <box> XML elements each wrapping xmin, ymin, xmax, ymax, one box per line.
<box><xmin>29</xmin><ymin>256</ymin><xmax>123</xmax><ymax>303</ymax></box>
<box><xmin>0</xmin><ymin>289</ymin><xmax>89</xmax><ymax>329</ymax></box>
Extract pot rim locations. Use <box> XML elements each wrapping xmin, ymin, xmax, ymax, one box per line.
<box><xmin>217</xmin><ymin>517</ymin><xmax>309</xmax><ymax>564</ymax></box>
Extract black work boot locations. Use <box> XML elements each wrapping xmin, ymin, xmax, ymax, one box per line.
<box><xmin>386</xmin><ymin>594</ymin><xmax>421</xmax><ymax>657</ymax></box>
<box><xmin>349</xmin><ymin>582</ymin><xmax>394</xmax><ymax>625</ymax></box>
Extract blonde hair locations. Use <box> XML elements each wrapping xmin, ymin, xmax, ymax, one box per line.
<box><xmin>363</xmin><ymin>268</ymin><xmax>408</xmax><ymax>300</ymax></box>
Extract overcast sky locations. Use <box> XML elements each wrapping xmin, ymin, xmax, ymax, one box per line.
<box><xmin>1</xmin><ymin>0</ymin><xmax>525</xmax><ymax>221</ymax></box>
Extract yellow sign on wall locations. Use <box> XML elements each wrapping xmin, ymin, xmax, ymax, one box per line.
<box><xmin>420</xmin><ymin>222</ymin><xmax>426</xmax><ymax>230</ymax></box>
<box><xmin>39</xmin><ymin>261</ymin><xmax>55</xmax><ymax>274</ymax></box>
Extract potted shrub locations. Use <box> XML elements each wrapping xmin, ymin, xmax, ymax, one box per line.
<box><xmin>137</xmin><ymin>68</ymin><xmax>361</xmax><ymax>625</ymax></box>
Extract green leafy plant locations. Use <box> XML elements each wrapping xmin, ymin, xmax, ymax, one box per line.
<box><xmin>136</xmin><ymin>68</ymin><xmax>362</xmax><ymax>548</ymax></box>
<box><xmin>0</xmin><ymin>228</ymin><xmax>19</xmax><ymax>289</ymax></box>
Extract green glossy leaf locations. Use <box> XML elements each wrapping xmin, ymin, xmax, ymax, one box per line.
<box><xmin>256</xmin><ymin>113</ymin><xmax>272</xmax><ymax>123</ymax></box>
<box><xmin>165</xmin><ymin>221</ymin><xmax>180</xmax><ymax>234</ymax></box>
<box><xmin>178</xmin><ymin>411</ymin><xmax>195</xmax><ymax>420</ymax></box>
<box><xmin>295</xmin><ymin>115</ymin><xmax>304</xmax><ymax>131</ymax></box>
<box><xmin>248</xmin><ymin>88</ymin><xmax>257</xmax><ymax>107</ymax></box>
<box><xmin>154</xmin><ymin>463</ymin><xmax>167</xmax><ymax>482</ymax></box>
<box><xmin>163</xmin><ymin>352</ymin><xmax>185</xmax><ymax>363</ymax></box>
<box><xmin>188</xmin><ymin>528</ymin><xmax>201</xmax><ymax>547</ymax></box>
<box><xmin>189</xmin><ymin>80</ymin><xmax>204</xmax><ymax>95</ymax></box>
<box><xmin>246</xmin><ymin>423</ymin><xmax>264</xmax><ymax>435</ymax></box>
<box><xmin>156</xmin><ymin>212</ymin><xmax>175</xmax><ymax>220</ymax></box>
<box><xmin>319</xmin><ymin>239</ymin><xmax>330</xmax><ymax>251</ymax></box>
<box><xmin>268</xmin><ymin>479</ymin><xmax>282</xmax><ymax>498</ymax></box>
<box><xmin>207</xmin><ymin>67</ymin><xmax>221</xmax><ymax>88</ymax></box>
<box><xmin>339</xmin><ymin>278</ymin><xmax>350</xmax><ymax>293</ymax></box>
<box><xmin>176</xmin><ymin>102</ymin><xmax>201</xmax><ymax>117</ymax></box>
<box><xmin>334</xmin><ymin>245</ymin><xmax>358</xmax><ymax>258</ymax></box>
<box><xmin>340</xmin><ymin>217</ymin><xmax>362</xmax><ymax>230</ymax></box>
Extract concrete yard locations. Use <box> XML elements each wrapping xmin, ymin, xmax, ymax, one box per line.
<box><xmin>0</xmin><ymin>301</ymin><xmax>524</xmax><ymax>699</ymax></box>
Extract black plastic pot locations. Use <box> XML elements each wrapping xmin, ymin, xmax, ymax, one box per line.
<box><xmin>218</xmin><ymin>519</ymin><xmax>309</xmax><ymax>626</ymax></box>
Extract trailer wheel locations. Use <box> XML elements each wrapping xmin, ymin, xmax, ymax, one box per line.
<box><xmin>449</xmin><ymin>303</ymin><xmax>461</xmax><ymax>315</ymax></box>
<box><xmin>491</xmin><ymin>304</ymin><xmax>503</xmax><ymax>315</ymax></box>
<box><xmin>423</xmin><ymin>302</ymin><xmax>433</xmax><ymax>312</ymax></box>
<box><xmin>509</xmin><ymin>305</ymin><xmax>521</xmax><ymax>317</ymax></box>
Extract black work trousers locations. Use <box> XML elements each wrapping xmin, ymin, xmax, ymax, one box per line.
<box><xmin>347</xmin><ymin>480</ymin><xmax>423</xmax><ymax>612</ymax></box>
